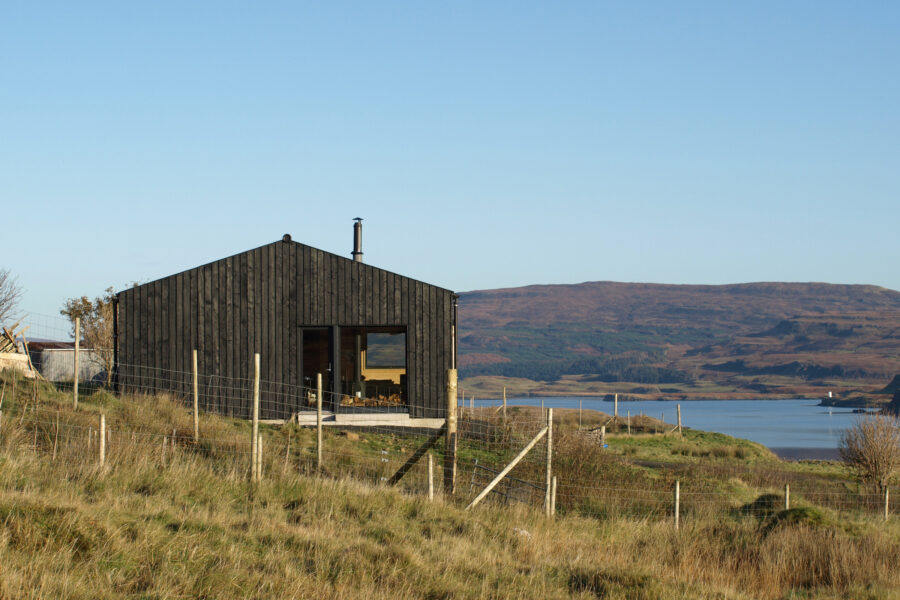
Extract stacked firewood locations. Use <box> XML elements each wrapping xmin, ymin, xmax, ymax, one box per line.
<box><xmin>342</xmin><ymin>392</ymin><xmax>403</xmax><ymax>407</ymax></box>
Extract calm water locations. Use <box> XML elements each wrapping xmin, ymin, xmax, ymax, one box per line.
<box><xmin>473</xmin><ymin>397</ymin><xmax>864</xmax><ymax>458</ymax></box>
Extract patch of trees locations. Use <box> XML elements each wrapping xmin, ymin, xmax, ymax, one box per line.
<box><xmin>60</xmin><ymin>287</ymin><xmax>116</xmax><ymax>386</ymax></box>
<box><xmin>582</xmin><ymin>365</ymin><xmax>693</xmax><ymax>384</ymax></box>
<box><xmin>703</xmin><ymin>359</ymin><xmax>871</xmax><ymax>380</ymax></box>
<box><xmin>461</xmin><ymin>355</ymin><xmax>693</xmax><ymax>384</ymax></box>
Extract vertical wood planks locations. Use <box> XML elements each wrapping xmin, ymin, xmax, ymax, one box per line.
<box><xmin>155</xmin><ymin>279</ymin><xmax>163</xmax><ymax>392</ymax></box>
<box><xmin>174</xmin><ymin>275</ymin><xmax>184</xmax><ymax>395</ymax></box>
<box><xmin>275</xmin><ymin>241</ymin><xmax>283</xmax><ymax>416</ymax></box>
<box><xmin>239</xmin><ymin>251</ymin><xmax>249</xmax><ymax>398</ymax></box>
<box><xmin>160</xmin><ymin>277</ymin><xmax>169</xmax><ymax>391</ymax></box>
<box><xmin>267</xmin><ymin>244</ymin><xmax>276</xmax><ymax>403</ymax></box>
<box><xmin>116</xmin><ymin>239</ymin><xmax>456</xmax><ymax>421</ymax></box>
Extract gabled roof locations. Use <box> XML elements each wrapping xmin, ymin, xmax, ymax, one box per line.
<box><xmin>119</xmin><ymin>237</ymin><xmax>455</xmax><ymax>296</ymax></box>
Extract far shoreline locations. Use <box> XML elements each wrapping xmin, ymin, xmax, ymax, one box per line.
<box><xmin>472</xmin><ymin>394</ymin><xmax>825</xmax><ymax>402</ymax></box>
<box><xmin>771</xmin><ymin>447</ymin><xmax>840</xmax><ymax>461</ymax></box>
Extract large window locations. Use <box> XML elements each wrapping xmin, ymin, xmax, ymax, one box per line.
<box><xmin>339</xmin><ymin>327</ymin><xmax>406</xmax><ymax>408</ymax></box>
<box><xmin>364</xmin><ymin>332</ymin><xmax>406</xmax><ymax>368</ymax></box>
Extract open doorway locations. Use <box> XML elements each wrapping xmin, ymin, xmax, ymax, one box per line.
<box><xmin>301</xmin><ymin>327</ymin><xmax>333</xmax><ymax>410</ymax></box>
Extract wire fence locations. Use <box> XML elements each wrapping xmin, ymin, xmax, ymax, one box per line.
<box><xmin>0</xmin><ymin>309</ymin><xmax>895</xmax><ymax>525</ymax></box>
<box><xmin>0</xmin><ymin>369</ymin><xmax>894</xmax><ymax>526</ymax></box>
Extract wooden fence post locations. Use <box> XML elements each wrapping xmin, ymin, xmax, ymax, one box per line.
<box><xmin>53</xmin><ymin>411</ymin><xmax>59</xmax><ymax>460</ymax></box>
<box><xmin>427</xmin><ymin>452</ymin><xmax>434</xmax><ymax>501</ymax></box>
<box><xmin>444</xmin><ymin>369</ymin><xmax>458</xmax><ymax>496</ymax></box>
<box><xmin>283</xmin><ymin>427</ymin><xmax>292</xmax><ymax>474</ymax></box>
<box><xmin>674</xmin><ymin>480</ymin><xmax>680</xmax><ymax>530</ymax></box>
<box><xmin>885</xmin><ymin>487</ymin><xmax>890</xmax><ymax>521</ymax></box>
<box><xmin>192</xmin><ymin>349</ymin><xmax>199</xmax><ymax>444</ymax></box>
<box><xmin>502</xmin><ymin>386</ymin><xmax>507</xmax><ymax>419</ymax></box>
<box><xmin>316</xmin><ymin>372</ymin><xmax>323</xmax><ymax>471</ymax></box>
<box><xmin>614</xmin><ymin>393</ymin><xmax>618</xmax><ymax>418</ymax></box>
<box><xmin>677</xmin><ymin>404</ymin><xmax>682</xmax><ymax>435</ymax></box>
<box><xmin>99</xmin><ymin>414</ymin><xmax>106</xmax><ymax>466</ymax></box>
<box><xmin>251</xmin><ymin>353</ymin><xmax>260</xmax><ymax>483</ymax></box>
<box><xmin>257</xmin><ymin>436</ymin><xmax>263</xmax><ymax>481</ymax></box>
<box><xmin>627</xmin><ymin>411</ymin><xmax>631</xmax><ymax>435</ymax></box>
<box><xmin>545</xmin><ymin>408</ymin><xmax>553</xmax><ymax>517</ymax></box>
<box><xmin>551</xmin><ymin>475</ymin><xmax>557</xmax><ymax>517</ymax></box>
<box><xmin>600</xmin><ymin>425</ymin><xmax>606</xmax><ymax>445</ymax></box>
<box><xmin>73</xmin><ymin>316</ymin><xmax>80</xmax><ymax>409</ymax></box>
<box><xmin>579</xmin><ymin>399</ymin><xmax>582</xmax><ymax>428</ymax></box>
<box><xmin>784</xmin><ymin>484</ymin><xmax>790</xmax><ymax>510</ymax></box>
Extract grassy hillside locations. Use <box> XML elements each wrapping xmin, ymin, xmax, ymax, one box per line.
<box><xmin>458</xmin><ymin>281</ymin><xmax>900</xmax><ymax>398</ymax></box>
<box><xmin>1</xmin><ymin>370</ymin><xmax>898</xmax><ymax>598</ymax></box>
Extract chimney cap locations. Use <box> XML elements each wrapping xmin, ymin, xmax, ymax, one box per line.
<box><xmin>353</xmin><ymin>217</ymin><xmax>363</xmax><ymax>223</ymax></box>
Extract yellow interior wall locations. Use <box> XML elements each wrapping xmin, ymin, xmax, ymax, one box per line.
<box><xmin>360</xmin><ymin>349</ymin><xmax>405</xmax><ymax>384</ymax></box>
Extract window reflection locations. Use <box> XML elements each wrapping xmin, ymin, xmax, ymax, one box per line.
<box><xmin>340</xmin><ymin>327</ymin><xmax>406</xmax><ymax>408</ymax></box>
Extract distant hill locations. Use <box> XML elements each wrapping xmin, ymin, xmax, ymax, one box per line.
<box><xmin>458</xmin><ymin>282</ymin><xmax>900</xmax><ymax>396</ymax></box>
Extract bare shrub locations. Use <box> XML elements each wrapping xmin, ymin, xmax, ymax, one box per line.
<box><xmin>0</xmin><ymin>268</ymin><xmax>23</xmax><ymax>323</ymax></box>
<box><xmin>839</xmin><ymin>414</ymin><xmax>900</xmax><ymax>493</ymax></box>
<box><xmin>60</xmin><ymin>287</ymin><xmax>115</xmax><ymax>386</ymax></box>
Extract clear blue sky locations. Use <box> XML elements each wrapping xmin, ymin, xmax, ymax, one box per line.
<box><xmin>2</xmin><ymin>1</ymin><xmax>898</xmax><ymax>316</ymax></box>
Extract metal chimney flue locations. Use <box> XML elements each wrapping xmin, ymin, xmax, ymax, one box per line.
<box><xmin>352</xmin><ymin>217</ymin><xmax>363</xmax><ymax>262</ymax></box>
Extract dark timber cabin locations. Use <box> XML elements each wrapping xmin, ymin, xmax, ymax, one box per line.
<box><xmin>114</xmin><ymin>221</ymin><xmax>457</xmax><ymax>421</ymax></box>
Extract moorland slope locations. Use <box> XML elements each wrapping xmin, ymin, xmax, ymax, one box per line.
<box><xmin>459</xmin><ymin>282</ymin><xmax>900</xmax><ymax>398</ymax></box>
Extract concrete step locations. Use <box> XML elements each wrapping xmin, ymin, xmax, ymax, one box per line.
<box><xmin>286</xmin><ymin>411</ymin><xmax>444</xmax><ymax>429</ymax></box>
<box><xmin>335</xmin><ymin>412</ymin><xmax>411</xmax><ymax>425</ymax></box>
<box><xmin>294</xmin><ymin>411</ymin><xmax>335</xmax><ymax>425</ymax></box>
